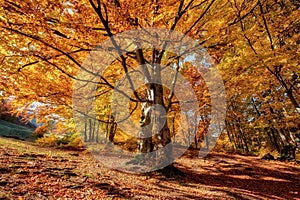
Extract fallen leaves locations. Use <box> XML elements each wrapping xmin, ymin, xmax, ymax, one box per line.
<box><xmin>1</xmin><ymin>137</ymin><xmax>300</xmax><ymax>199</ymax></box>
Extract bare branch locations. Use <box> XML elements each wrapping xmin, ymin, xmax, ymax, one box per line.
<box><xmin>89</xmin><ymin>0</ymin><xmax>143</xmax><ymax>102</ymax></box>
<box><xmin>184</xmin><ymin>0</ymin><xmax>216</xmax><ymax>36</ymax></box>
<box><xmin>229</xmin><ymin>1</ymin><xmax>259</xmax><ymax>26</ymax></box>
<box><xmin>258</xmin><ymin>0</ymin><xmax>274</xmax><ymax>51</ymax></box>
<box><xmin>18</xmin><ymin>48</ymin><xmax>90</xmax><ymax>72</ymax></box>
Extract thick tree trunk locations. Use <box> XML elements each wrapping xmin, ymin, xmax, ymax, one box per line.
<box><xmin>137</xmin><ymin>101</ymin><xmax>153</xmax><ymax>154</ymax></box>
<box><xmin>136</xmin><ymin>64</ymin><xmax>173</xmax><ymax>167</ymax></box>
<box><xmin>270</xmin><ymin>127</ymin><xmax>281</xmax><ymax>153</ymax></box>
<box><xmin>136</xmin><ymin>101</ymin><xmax>154</xmax><ymax>165</ymax></box>
<box><xmin>152</xmin><ymin>74</ymin><xmax>173</xmax><ymax>165</ymax></box>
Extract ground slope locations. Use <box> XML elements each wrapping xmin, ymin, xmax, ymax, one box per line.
<box><xmin>0</xmin><ymin>137</ymin><xmax>299</xmax><ymax>200</ymax></box>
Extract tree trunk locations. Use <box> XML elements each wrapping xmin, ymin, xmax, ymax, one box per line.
<box><xmin>194</xmin><ymin>135</ymin><xmax>198</xmax><ymax>149</ymax></box>
<box><xmin>108</xmin><ymin>115</ymin><xmax>117</xmax><ymax>143</ymax></box>
<box><xmin>89</xmin><ymin>118</ymin><xmax>92</xmax><ymax>142</ymax></box>
<box><xmin>84</xmin><ymin>119</ymin><xmax>87</xmax><ymax>142</ymax></box>
<box><xmin>204</xmin><ymin>134</ymin><xmax>209</xmax><ymax>150</ymax></box>
<box><xmin>96</xmin><ymin>121</ymin><xmax>100</xmax><ymax>143</ymax></box>
<box><xmin>91</xmin><ymin>119</ymin><xmax>96</xmax><ymax>142</ymax></box>
<box><xmin>225</xmin><ymin>120</ymin><xmax>237</xmax><ymax>150</ymax></box>
<box><xmin>152</xmin><ymin>73</ymin><xmax>173</xmax><ymax>165</ymax></box>
<box><xmin>270</xmin><ymin>127</ymin><xmax>281</xmax><ymax>153</ymax></box>
<box><xmin>137</xmin><ymin>101</ymin><xmax>154</xmax><ymax>164</ymax></box>
<box><xmin>136</xmin><ymin>63</ymin><xmax>173</xmax><ymax>167</ymax></box>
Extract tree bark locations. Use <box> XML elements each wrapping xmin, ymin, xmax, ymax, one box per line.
<box><xmin>108</xmin><ymin>115</ymin><xmax>117</xmax><ymax>143</ymax></box>
<box><xmin>136</xmin><ymin>62</ymin><xmax>173</xmax><ymax>166</ymax></box>
<box><xmin>84</xmin><ymin>119</ymin><xmax>87</xmax><ymax>142</ymax></box>
<box><xmin>89</xmin><ymin>118</ymin><xmax>92</xmax><ymax>142</ymax></box>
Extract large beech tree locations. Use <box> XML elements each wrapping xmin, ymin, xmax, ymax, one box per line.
<box><xmin>1</xmin><ymin>0</ymin><xmax>227</xmax><ymax>169</ymax></box>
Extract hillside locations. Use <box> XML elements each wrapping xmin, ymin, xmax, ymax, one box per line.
<box><xmin>0</xmin><ymin>120</ymin><xmax>34</xmax><ymax>141</ymax></box>
<box><xmin>0</xmin><ymin>137</ymin><xmax>299</xmax><ymax>199</ymax></box>
<box><xmin>0</xmin><ymin>101</ymin><xmax>36</xmax><ymax>140</ymax></box>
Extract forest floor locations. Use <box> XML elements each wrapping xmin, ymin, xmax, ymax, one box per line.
<box><xmin>0</xmin><ymin>137</ymin><xmax>300</xmax><ymax>200</ymax></box>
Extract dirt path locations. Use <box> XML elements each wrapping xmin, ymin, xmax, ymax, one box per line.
<box><xmin>0</xmin><ymin>137</ymin><xmax>299</xmax><ymax>199</ymax></box>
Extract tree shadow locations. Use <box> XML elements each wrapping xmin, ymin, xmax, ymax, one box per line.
<box><xmin>169</xmin><ymin>152</ymin><xmax>300</xmax><ymax>199</ymax></box>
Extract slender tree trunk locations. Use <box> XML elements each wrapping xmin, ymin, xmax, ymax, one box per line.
<box><xmin>84</xmin><ymin>119</ymin><xmax>87</xmax><ymax>142</ymax></box>
<box><xmin>227</xmin><ymin>121</ymin><xmax>237</xmax><ymax>149</ymax></box>
<box><xmin>91</xmin><ymin>119</ymin><xmax>96</xmax><ymax>142</ymax></box>
<box><xmin>194</xmin><ymin>135</ymin><xmax>198</xmax><ymax>149</ymax></box>
<box><xmin>88</xmin><ymin>118</ymin><xmax>92</xmax><ymax>142</ymax></box>
<box><xmin>172</xmin><ymin>115</ymin><xmax>176</xmax><ymax>143</ymax></box>
<box><xmin>108</xmin><ymin>115</ymin><xmax>117</xmax><ymax>143</ymax></box>
<box><xmin>96</xmin><ymin>121</ymin><xmax>100</xmax><ymax>143</ymax></box>
<box><xmin>225</xmin><ymin>120</ymin><xmax>236</xmax><ymax>150</ymax></box>
<box><xmin>105</xmin><ymin>120</ymin><xmax>109</xmax><ymax>143</ymax></box>
<box><xmin>204</xmin><ymin>134</ymin><xmax>209</xmax><ymax>150</ymax></box>
<box><xmin>237</xmin><ymin>122</ymin><xmax>249</xmax><ymax>153</ymax></box>
<box><xmin>232</xmin><ymin>121</ymin><xmax>242</xmax><ymax>150</ymax></box>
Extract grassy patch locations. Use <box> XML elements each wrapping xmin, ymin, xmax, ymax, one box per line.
<box><xmin>0</xmin><ymin>119</ymin><xmax>34</xmax><ymax>140</ymax></box>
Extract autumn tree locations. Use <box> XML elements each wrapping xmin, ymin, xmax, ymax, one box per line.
<box><xmin>0</xmin><ymin>0</ymin><xmax>231</xmax><ymax>172</ymax></box>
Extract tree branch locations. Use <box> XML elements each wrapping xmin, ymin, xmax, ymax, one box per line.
<box><xmin>89</xmin><ymin>0</ymin><xmax>143</xmax><ymax>102</ymax></box>
<box><xmin>184</xmin><ymin>0</ymin><xmax>216</xmax><ymax>36</ymax></box>
<box><xmin>258</xmin><ymin>0</ymin><xmax>274</xmax><ymax>51</ymax></box>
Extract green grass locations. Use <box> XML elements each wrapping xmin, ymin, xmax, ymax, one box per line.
<box><xmin>0</xmin><ymin>119</ymin><xmax>34</xmax><ymax>140</ymax></box>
